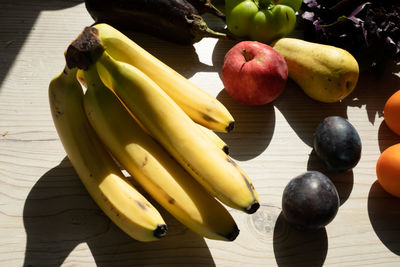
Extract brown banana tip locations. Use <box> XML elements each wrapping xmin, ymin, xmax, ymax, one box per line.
<box><xmin>226</xmin><ymin>121</ymin><xmax>235</xmax><ymax>132</ymax></box>
<box><xmin>65</xmin><ymin>26</ymin><xmax>104</xmax><ymax>70</ymax></box>
<box><xmin>153</xmin><ymin>224</ymin><xmax>167</xmax><ymax>239</ymax></box>
<box><xmin>225</xmin><ymin>224</ymin><xmax>240</xmax><ymax>241</ymax></box>
<box><xmin>223</xmin><ymin>145</ymin><xmax>230</xmax><ymax>155</ymax></box>
<box><xmin>245</xmin><ymin>201</ymin><xmax>260</xmax><ymax>214</ymax></box>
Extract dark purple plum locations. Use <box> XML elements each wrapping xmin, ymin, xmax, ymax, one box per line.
<box><xmin>313</xmin><ymin>116</ymin><xmax>362</xmax><ymax>172</ymax></box>
<box><xmin>282</xmin><ymin>171</ymin><xmax>340</xmax><ymax>231</ymax></box>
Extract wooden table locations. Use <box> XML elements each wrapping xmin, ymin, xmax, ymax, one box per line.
<box><xmin>1</xmin><ymin>1</ymin><xmax>400</xmax><ymax>266</ymax></box>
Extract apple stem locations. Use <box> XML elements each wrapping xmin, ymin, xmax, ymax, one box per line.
<box><xmin>242</xmin><ymin>49</ymin><xmax>252</xmax><ymax>62</ymax></box>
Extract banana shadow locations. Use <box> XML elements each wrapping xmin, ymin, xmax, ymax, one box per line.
<box><xmin>23</xmin><ymin>157</ymin><xmax>215</xmax><ymax>267</ymax></box>
<box><xmin>368</xmin><ymin>181</ymin><xmax>400</xmax><ymax>256</ymax></box>
<box><xmin>273</xmin><ymin>212</ymin><xmax>328</xmax><ymax>267</ymax></box>
<box><xmin>0</xmin><ymin>0</ymin><xmax>83</xmax><ymax>90</ymax></box>
<box><xmin>307</xmin><ymin>150</ymin><xmax>354</xmax><ymax>206</ymax></box>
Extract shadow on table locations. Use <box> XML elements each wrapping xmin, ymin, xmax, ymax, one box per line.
<box><xmin>0</xmin><ymin>0</ymin><xmax>84</xmax><ymax>90</ymax></box>
<box><xmin>274</xmin><ymin>61</ymin><xmax>400</xmax><ymax>147</ymax></box>
<box><xmin>307</xmin><ymin>150</ymin><xmax>354</xmax><ymax>206</ymax></box>
<box><xmin>273</xmin><ymin>212</ymin><xmax>328</xmax><ymax>267</ymax></box>
<box><xmin>212</xmin><ymin>39</ymin><xmax>400</xmax><ymax>150</ymax></box>
<box><xmin>23</xmin><ymin>157</ymin><xmax>215</xmax><ymax>267</ymax></box>
<box><xmin>216</xmin><ymin>89</ymin><xmax>276</xmax><ymax>161</ymax></box>
<box><xmin>368</xmin><ymin>181</ymin><xmax>400</xmax><ymax>256</ymax></box>
<box><xmin>378</xmin><ymin>120</ymin><xmax>400</xmax><ymax>153</ymax></box>
<box><xmin>342</xmin><ymin>61</ymin><xmax>400</xmax><ymax>125</ymax></box>
<box><xmin>211</xmin><ymin>39</ymin><xmax>277</xmax><ymax>161</ymax></box>
<box><xmin>0</xmin><ymin>0</ymin><xmax>221</xmax><ymax>94</ymax></box>
<box><xmin>212</xmin><ymin>38</ymin><xmax>349</xmax><ymax>149</ymax></box>
<box><xmin>273</xmin><ymin>79</ymin><xmax>350</xmax><ymax>148</ymax></box>
<box><xmin>121</xmin><ymin>30</ymin><xmax>218</xmax><ymax>80</ymax></box>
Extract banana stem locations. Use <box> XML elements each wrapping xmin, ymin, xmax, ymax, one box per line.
<box><xmin>66</xmin><ymin>27</ymin><xmax>104</xmax><ymax>70</ymax></box>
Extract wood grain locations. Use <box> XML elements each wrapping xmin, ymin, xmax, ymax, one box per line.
<box><xmin>1</xmin><ymin>0</ymin><xmax>400</xmax><ymax>266</ymax></box>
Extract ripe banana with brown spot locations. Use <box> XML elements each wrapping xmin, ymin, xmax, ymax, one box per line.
<box><xmin>49</xmin><ymin>66</ymin><xmax>167</xmax><ymax>242</ymax></box>
<box><xmin>92</xmin><ymin>23</ymin><xmax>235</xmax><ymax>133</ymax></box>
<box><xmin>65</xmin><ymin>27</ymin><xmax>259</xmax><ymax>214</ymax></box>
<box><xmin>78</xmin><ymin>68</ymin><xmax>228</xmax><ymax>155</ymax></box>
<box><xmin>83</xmin><ymin>66</ymin><xmax>239</xmax><ymax>241</ymax></box>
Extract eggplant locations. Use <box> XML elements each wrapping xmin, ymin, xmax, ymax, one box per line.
<box><xmin>186</xmin><ymin>0</ymin><xmax>225</xmax><ymax>19</ymax></box>
<box><xmin>85</xmin><ymin>0</ymin><xmax>231</xmax><ymax>44</ymax></box>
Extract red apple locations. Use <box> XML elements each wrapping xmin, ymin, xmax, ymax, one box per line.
<box><xmin>221</xmin><ymin>41</ymin><xmax>288</xmax><ymax>106</ymax></box>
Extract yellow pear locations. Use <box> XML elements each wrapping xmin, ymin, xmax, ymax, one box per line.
<box><xmin>271</xmin><ymin>38</ymin><xmax>359</xmax><ymax>103</ymax></box>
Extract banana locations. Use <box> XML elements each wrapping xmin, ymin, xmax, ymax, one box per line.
<box><xmin>49</xmin><ymin>66</ymin><xmax>167</xmax><ymax>242</ymax></box>
<box><xmin>196</xmin><ymin>123</ymin><xmax>229</xmax><ymax>155</ymax></box>
<box><xmin>78</xmin><ymin>68</ymin><xmax>229</xmax><ymax>155</ymax></box>
<box><xmin>83</xmin><ymin>66</ymin><xmax>239</xmax><ymax>241</ymax></box>
<box><xmin>92</xmin><ymin>23</ymin><xmax>235</xmax><ymax>133</ymax></box>
<box><xmin>76</xmin><ymin>68</ymin><xmax>87</xmax><ymax>87</ymax></box>
<box><xmin>65</xmin><ymin>28</ymin><xmax>259</xmax><ymax>214</ymax></box>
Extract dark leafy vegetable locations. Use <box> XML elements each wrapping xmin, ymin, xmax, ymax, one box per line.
<box><xmin>298</xmin><ymin>0</ymin><xmax>400</xmax><ymax>72</ymax></box>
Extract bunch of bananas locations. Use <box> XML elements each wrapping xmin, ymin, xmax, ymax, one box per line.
<box><xmin>49</xmin><ymin>24</ymin><xmax>259</xmax><ymax>242</ymax></box>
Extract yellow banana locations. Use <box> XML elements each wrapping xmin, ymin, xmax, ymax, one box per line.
<box><xmin>48</xmin><ymin>66</ymin><xmax>167</xmax><ymax>242</ymax></box>
<box><xmin>78</xmin><ymin>68</ymin><xmax>229</xmax><ymax>155</ymax></box>
<box><xmin>76</xmin><ymin>68</ymin><xmax>87</xmax><ymax>87</ymax></box>
<box><xmin>96</xmin><ymin>54</ymin><xmax>259</xmax><ymax>213</ymax></box>
<box><xmin>83</xmin><ymin>66</ymin><xmax>239</xmax><ymax>241</ymax></box>
<box><xmin>92</xmin><ymin>23</ymin><xmax>235</xmax><ymax>133</ymax></box>
<box><xmin>65</xmin><ymin>29</ymin><xmax>259</xmax><ymax>213</ymax></box>
<box><xmin>197</xmin><ymin>123</ymin><xmax>229</xmax><ymax>155</ymax></box>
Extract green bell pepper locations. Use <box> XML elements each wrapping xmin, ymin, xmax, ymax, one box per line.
<box><xmin>225</xmin><ymin>0</ymin><xmax>302</xmax><ymax>43</ymax></box>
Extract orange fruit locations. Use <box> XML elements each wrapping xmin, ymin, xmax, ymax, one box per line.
<box><xmin>376</xmin><ymin>143</ymin><xmax>400</xmax><ymax>198</ymax></box>
<box><xmin>384</xmin><ymin>90</ymin><xmax>400</xmax><ymax>136</ymax></box>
